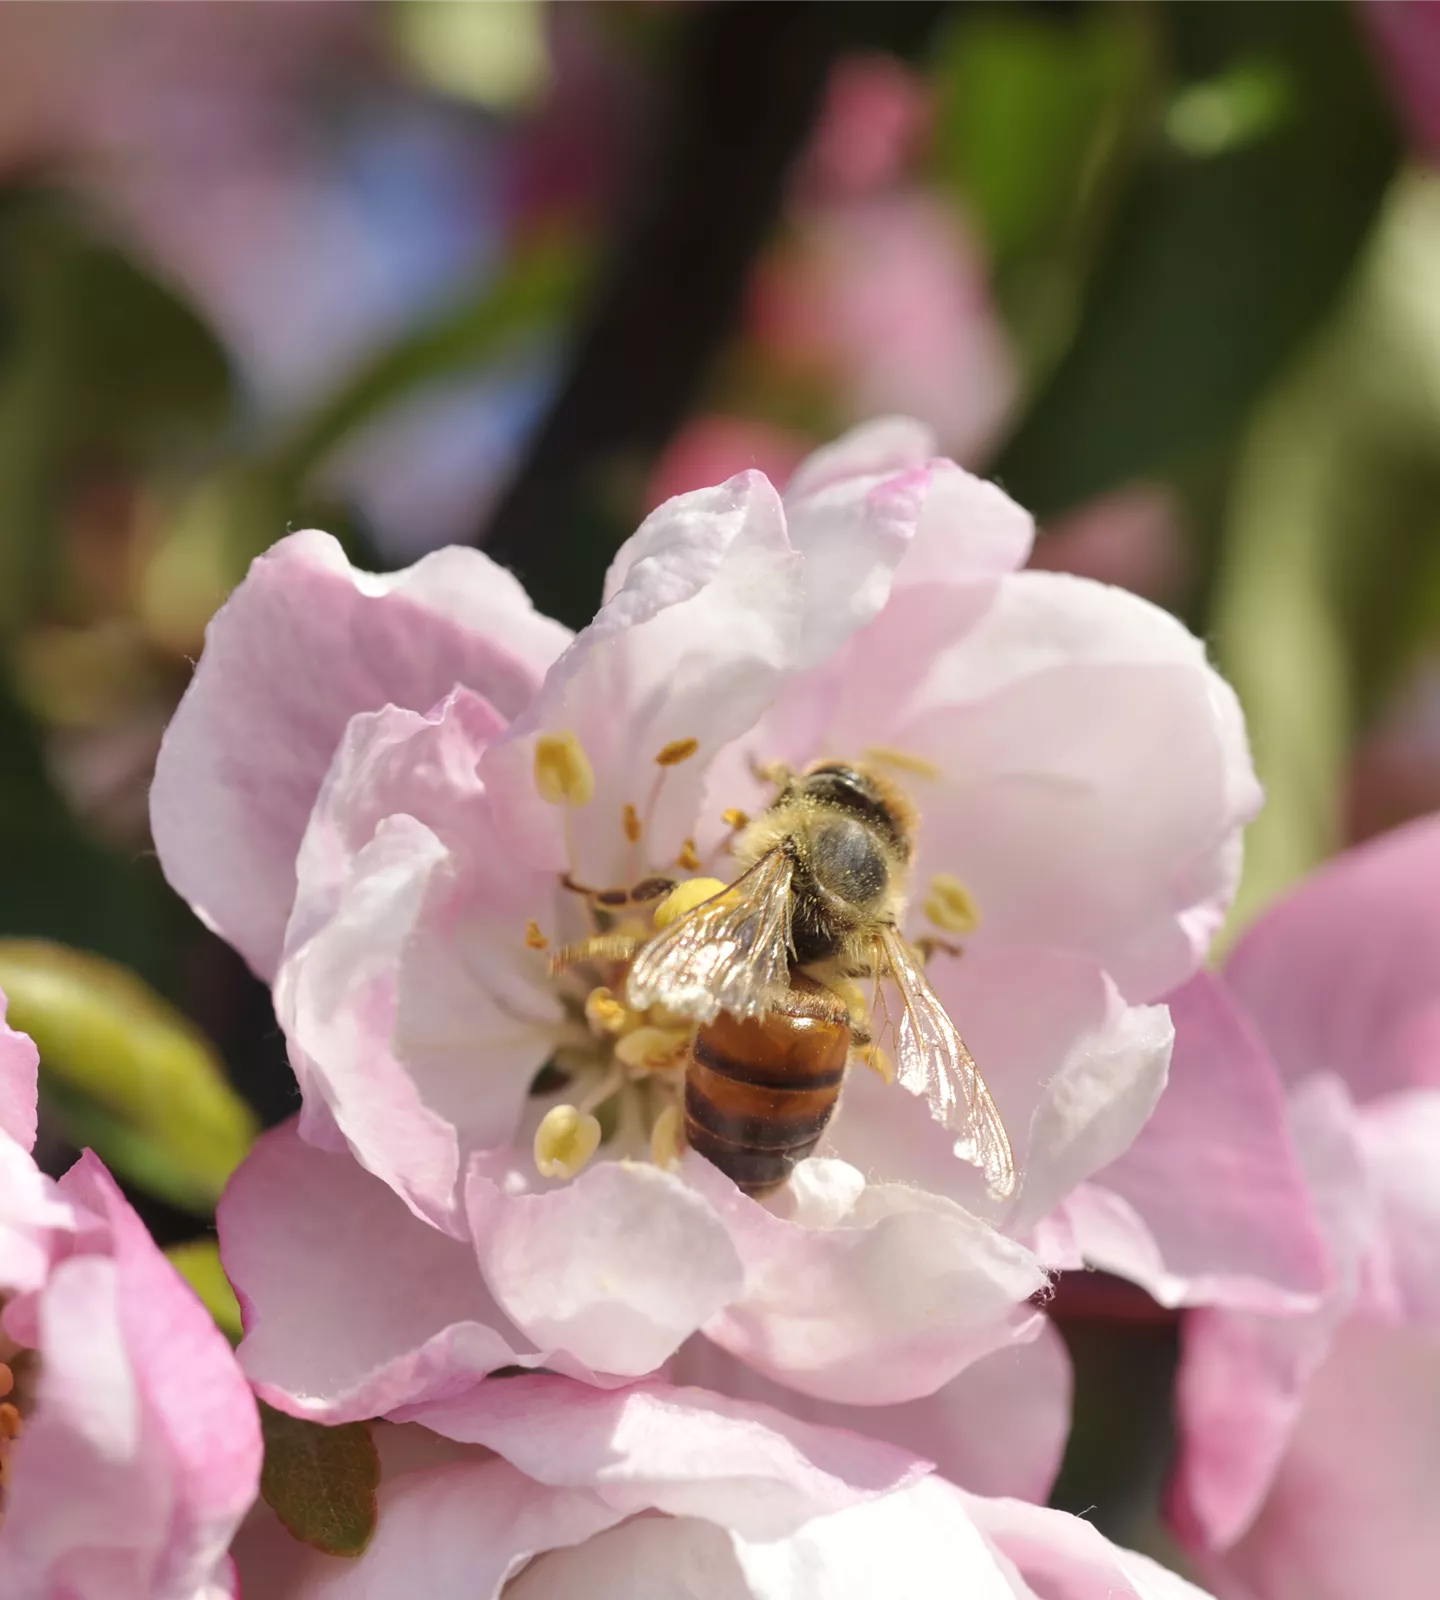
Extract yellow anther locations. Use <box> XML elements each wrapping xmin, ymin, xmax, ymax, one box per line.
<box><xmin>623</xmin><ymin>802</ymin><xmax>643</xmax><ymax>843</ymax></box>
<box><xmin>653</xmin><ymin>877</ymin><xmax>729</xmax><ymax>928</ymax></box>
<box><xmin>651</xmin><ymin>1104</ymin><xmax>685</xmax><ymax>1171</ymax></box>
<box><xmin>524</xmin><ymin>919</ymin><xmax>550</xmax><ymax>951</ymax></box>
<box><xmin>721</xmin><ymin>807</ymin><xmax>749</xmax><ymax>831</ymax></box>
<box><xmin>857</xmin><ymin>1043</ymin><xmax>895</xmax><ymax>1084</ymax></box>
<box><xmin>675</xmin><ymin>838</ymin><xmax>702</xmax><ymax>871</ymax></box>
<box><xmin>655</xmin><ymin>737</ymin><xmax>699</xmax><ymax>766</ymax></box>
<box><xmin>615</xmin><ymin>1026</ymin><xmax>689</xmax><ymax>1072</ymax></box>
<box><xmin>534</xmin><ymin>731</ymin><xmax>595</xmax><ymax>807</ymax></box>
<box><xmin>534</xmin><ymin>1104</ymin><xmax>602</xmax><ymax>1179</ymax></box>
<box><xmin>924</xmin><ymin>873</ymin><xmax>982</xmax><ymax>935</ymax></box>
<box><xmin>863</xmin><ymin>746</ymin><xmax>941</xmax><ymax>782</ymax></box>
<box><xmin>584</xmin><ymin>986</ymin><xmax>633</xmax><ymax>1037</ymax></box>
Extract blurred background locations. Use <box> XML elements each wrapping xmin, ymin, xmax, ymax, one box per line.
<box><xmin>0</xmin><ymin>0</ymin><xmax>1434</xmax><ymax>1565</ymax></box>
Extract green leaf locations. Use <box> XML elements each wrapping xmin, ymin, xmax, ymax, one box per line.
<box><xmin>0</xmin><ymin>940</ymin><xmax>257</xmax><ymax>1213</ymax></box>
<box><xmin>931</xmin><ymin>7</ymin><xmax>1154</xmax><ymax>270</ymax></box>
<box><xmin>1213</xmin><ymin>169</ymin><xmax>1440</xmax><ymax>938</ymax></box>
<box><xmin>993</xmin><ymin>2</ymin><xmax>1400</xmax><ymax>518</ymax></box>
<box><xmin>260</xmin><ymin>1404</ymin><xmax>380</xmax><ymax>1559</ymax></box>
<box><xmin>164</xmin><ymin>1239</ymin><xmax>243</xmax><ymax>1342</ymax></box>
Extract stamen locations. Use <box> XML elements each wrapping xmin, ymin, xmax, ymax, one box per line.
<box><xmin>655</xmin><ymin>737</ymin><xmax>699</xmax><ymax>766</ymax></box>
<box><xmin>863</xmin><ymin>746</ymin><xmax>941</xmax><ymax>782</ymax></box>
<box><xmin>534</xmin><ymin>1105</ymin><xmax>602</xmax><ymax>1179</ymax></box>
<box><xmin>615</xmin><ymin>1026</ymin><xmax>690</xmax><ymax>1073</ymax></box>
<box><xmin>584</xmin><ymin>986</ymin><xmax>633</xmax><ymax>1036</ymax></box>
<box><xmin>534</xmin><ymin>731</ymin><xmax>595</xmax><ymax>807</ymax></box>
<box><xmin>654</xmin><ymin>877</ymin><xmax>729</xmax><ymax>929</ymax></box>
<box><xmin>651</xmin><ymin>1104</ymin><xmax>685</xmax><ymax>1171</ymax></box>
<box><xmin>720</xmin><ymin>807</ymin><xmax>749</xmax><ymax>831</ymax></box>
<box><xmin>924</xmin><ymin>873</ymin><xmax>982</xmax><ymax>935</ymax></box>
<box><xmin>675</xmin><ymin>838</ymin><xmax>702</xmax><ymax>872</ymax></box>
<box><xmin>524</xmin><ymin>920</ymin><xmax>550</xmax><ymax>951</ymax></box>
<box><xmin>622</xmin><ymin>802</ymin><xmax>643</xmax><ymax>843</ymax></box>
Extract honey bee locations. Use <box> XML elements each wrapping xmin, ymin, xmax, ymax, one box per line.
<box><xmin>626</xmin><ymin>761</ymin><xmax>1016</xmax><ymax>1199</ymax></box>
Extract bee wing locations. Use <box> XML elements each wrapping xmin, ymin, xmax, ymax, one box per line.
<box><xmin>875</xmin><ymin>926</ymin><xmax>1016</xmax><ymax>1200</ymax></box>
<box><xmin>625</xmin><ymin>849</ymin><xmax>794</xmax><ymax>1024</ymax></box>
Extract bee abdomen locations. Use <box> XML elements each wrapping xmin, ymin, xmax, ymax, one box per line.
<box><xmin>683</xmin><ymin>996</ymin><xmax>850</xmax><ymax>1197</ymax></box>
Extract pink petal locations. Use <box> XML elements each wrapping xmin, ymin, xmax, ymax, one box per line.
<box><xmin>246</xmin><ymin>1457</ymin><xmax>621</xmax><ymax>1600</ymax></box>
<box><xmin>781</xmin><ymin>458</ymin><xmax>931</xmax><ymax>669</ymax></box>
<box><xmin>511</xmin><ymin>1516</ymin><xmax>751</xmax><ymax>1600</ymax></box>
<box><xmin>0</xmin><ymin>989</ymin><xmax>38</xmax><ymax>1152</ymax></box>
<box><xmin>966</xmin><ymin>1491</ymin><xmax>1211</xmax><ymax>1599</ymax></box>
<box><xmin>467</xmin><ymin>1158</ymin><xmax>745</xmax><ymax>1377</ymax></box>
<box><xmin>668</xmin><ymin>1316</ymin><xmax>1071</xmax><ymax>1502</ymax></box>
<box><xmin>784</xmin><ymin>416</ymin><xmax>937</xmax><ymax>500</ymax></box>
<box><xmin>732</xmin><ymin>1476</ymin><xmax>1018</xmax><ymax>1600</ymax></box>
<box><xmin>0</xmin><ymin>1138</ymin><xmax>75</xmax><ymax>1298</ymax></box>
<box><xmin>484</xmin><ymin>472</ymin><xmax>803</xmax><ymax>885</ymax></box>
<box><xmin>890</xmin><ymin>460</ymin><xmax>1035</xmax><ymax>587</ymax></box>
<box><xmin>752</xmin><ymin>570</ymin><xmax>1257</xmax><ymax>1003</ymax></box>
<box><xmin>1221</xmin><ymin>1318</ymin><xmax>1440</xmax><ymax>1600</ymax></box>
<box><xmin>0</xmin><ymin>1154</ymin><xmax>260</xmax><ymax>1599</ymax></box>
<box><xmin>687</xmin><ymin>1155</ymin><xmax>1045</xmax><ymax>1404</ymax></box>
<box><xmin>1171</xmin><ymin>1075</ymin><xmax>1371</xmax><ymax>1549</ymax></box>
<box><xmin>1356</xmin><ymin>1088</ymin><xmax>1440</xmax><ymax>1327</ymax></box>
<box><xmin>279</xmin><ymin>692</ymin><xmax>560</xmax><ymax>1228</ymax></box>
<box><xmin>1057</xmin><ymin>974</ymin><xmax>1327</xmax><ymax>1311</ymax></box>
<box><xmin>219</xmin><ymin>1122</ymin><xmax>547</xmax><ymax>1423</ymax></box>
<box><xmin>152</xmin><ymin>530</ymin><xmax>567</xmax><ymax>979</ymax></box>
<box><xmin>1226</xmin><ymin>812</ymin><xmax>1440</xmax><ymax>1100</ymax></box>
<box><xmin>397</xmin><ymin>1372</ymin><xmax>926</xmax><ymax>1540</ymax></box>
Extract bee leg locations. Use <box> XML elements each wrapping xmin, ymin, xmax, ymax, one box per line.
<box><xmin>549</xmin><ymin>933</ymin><xmax>643</xmax><ymax>976</ymax></box>
<box><xmin>913</xmin><ymin>936</ymin><xmax>964</xmax><ymax>966</ymax></box>
<box><xmin>563</xmin><ymin>873</ymin><xmax>676</xmax><ymax>913</ymax></box>
<box><xmin>747</xmin><ymin>755</ymin><xmax>794</xmax><ymax>792</ymax></box>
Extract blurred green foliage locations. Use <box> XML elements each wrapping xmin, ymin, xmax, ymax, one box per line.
<box><xmin>166</xmin><ymin>1238</ymin><xmax>245</xmax><ymax>1341</ymax></box>
<box><xmin>0</xmin><ymin>939</ymin><xmax>256</xmax><ymax>1213</ymax></box>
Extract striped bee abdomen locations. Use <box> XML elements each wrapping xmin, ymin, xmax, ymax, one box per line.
<box><xmin>683</xmin><ymin>983</ymin><xmax>851</xmax><ymax>1196</ymax></box>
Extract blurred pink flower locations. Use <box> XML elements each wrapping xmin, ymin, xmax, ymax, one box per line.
<box><xmin>235</xmin><ymin>1369</ymin><xmax>1209</xmax><ymax>1600</ymax></box>
<box><xmin>752</xmin><ymin>194</ymin><xmax>1018</xmax><ymax>464</ymax></box>
<box><xmin>153</xmin><ymin>418</ymin><xmax>1255</xmax><ymax>1456</ymax></box>
<box><xmin>644</xmin><ymin>416</ymin><xmax>812</xmax><ymax>514</ymax></box>
<box><xmin>1364</xmin><ymin>1</ymin><xmax>1440</xmax><ymax>163</ymax></box>
<box><xmin>1031</xmin><ymin>486</ymin><xmax>1191</xmax><ymax>607</ymax></box>
<box><xmin>0</xmin><ymin>993</ymin><xmax>261</xmax><ymax>1600</ymax></box>
<box><xmin>798</xmin><ymin>53</ymin><xmax>931</xmax><ymax>203</ymax></box>
<box><xmin>1164</xmin><ymin>815</ymin><xmax>1440</xmax><ymax>1599</ymax></box>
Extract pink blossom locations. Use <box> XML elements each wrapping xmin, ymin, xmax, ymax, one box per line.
<box><xmin>1364</xmin><ymin>2</ymin><xmax>1440</xmax><ymax>164</ymax></box>
<box><xmin>155</xmin><ymin>418</ymin><xmax>1257</xmax><ymax>1436</ymax></box>
<box><xmin>798</xmin><ymin>53</ymin><xmax>931</xmax><ymax>203</ymax></box>
<box><xmin>233</xmin><ymin>1370</ymin><xmax>1209</xmax><ymax>1600</ymax></box>
<box><xmin>751</xmin><ymin>196</ymin><xmax>1018</xmax><ymax>463</ymax></box>
<box><xmin>1165</xmin><ymin>815</ymin><xmax>1440</xmax><ymax>1598</ymax></box>
<box><xmin>0</xmin><ymin>995</ymin><xmax>262</xmax><ymax>1600</ymax></box>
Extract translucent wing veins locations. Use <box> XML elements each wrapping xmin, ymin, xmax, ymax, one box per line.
<box><xmin>877</xmin><ymin>926</ymin><xmax>1016</xmax><ymax>1199</ymax></box>
<box><xmin>625</xmin><ymin>850</ymin><xmax>794</xmax><ymax>1024</ymax></box>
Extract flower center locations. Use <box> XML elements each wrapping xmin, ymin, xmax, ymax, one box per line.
<box><xmin>520</xmin><ymin>732</ymin><xmax>977</xmax><ymax>1183</ymax></box>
